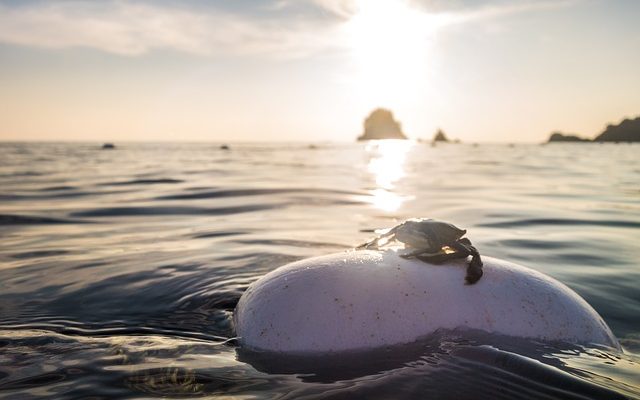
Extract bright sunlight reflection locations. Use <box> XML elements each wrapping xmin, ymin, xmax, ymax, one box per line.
<box><xmin>366</xmin><ymin>140</ymin><xmax>414</xmax><ymax>212</ymax></box>
<box><xmin>346</xmin><ymin>0</ymin><xmax>449</xmax><ymax>106</ymax></box>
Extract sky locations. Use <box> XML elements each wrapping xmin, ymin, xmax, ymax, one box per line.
<box><xmin>0</xmin><ymin>0</ymin><xmax>639</xmax><ymax>143</ymax></box>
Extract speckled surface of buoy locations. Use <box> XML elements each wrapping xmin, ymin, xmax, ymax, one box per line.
<box><xmin>234</xmin><ymin>250</ymin><xmax>620</xmax><ymax>354</ymax></box>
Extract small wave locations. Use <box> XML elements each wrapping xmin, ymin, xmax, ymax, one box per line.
<box><xmin>0</xmin><ymin>371</ymin><xmax>67</xmax><ymax>391</ymax></box>
<box><xmin>156</xmin><ymin>187</ymin><xmax>364</xmax><ymax>200</ymax></box>
<box><xmin>10</xmin><ymin>250</ymin><xmax>70</xmax><ymax>259</ymax></box>
<box><xmin>469</xmin><ymin>160</ymin><xmax>502</xmax><ymax>166</ymax></box>
<box><xmin>235</xmin><ymin>238</ymin><xmax>348</xmax><ymax>249</ymax></box>
<box><xmin>0</xmin><ymin>192</ymin><xmax>94</xmax><ymax>201</ymax></box>
<box><xmin>497</xmin><ymin>239</ymin><xmax>571</xmax><ymax>250</ymax></box>
<box><xmin>98</xmin><ymin>178</ymin><xmax>184</xmax><ymax>186</ymax></box>
<box><xmin>192</xmin><ymin>231</ymin><xmax>248</xmax><ymax>239</ymax></box>
<box><xmin>0</xmin><ymin>324</ymin><xmax>228</xmax><ymax>344</ymax></box>
<box><xmin>451</xmin><ymin>346</ymin><xmax>630</xmax><ymax>400</ymax></box>
<box><xmin>70</xmin><ymin>204</ymin><xmax>280</xmax><ymax>217</ymax></box>
<box><xmin>38</xmin><ymin>186</ymin><xmax>77</xmax><ymax>191</ymax></box>
<box><xmin>0</xmin><ymin>214</ymin><xmax>88</xmax><ymax>225</ymax></box>
<box><xmin>479</xmin><ymin>218</ymin><xmax>640</xmax><ymax>229</ymax></box>
<box><xmin>0</xmin><ymin>171</ymin><xmax>45</xmax><ymax>178</ymax></box>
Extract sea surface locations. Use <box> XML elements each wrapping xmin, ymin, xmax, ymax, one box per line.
<box><xmin>0</xmin><ymin>141</ymin><xmax>638</xmax><ymax>399</ymax></box>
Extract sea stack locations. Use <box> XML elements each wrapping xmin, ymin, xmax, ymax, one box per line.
<box><xmin>357</xmin><ymin>108</ymin><xmax>407</xmax><ymax>141</ymax></box>
<box><xmin>432</xmin><ymin>129</ymin><xmax>449</xmax><ymax>143</ymax></box>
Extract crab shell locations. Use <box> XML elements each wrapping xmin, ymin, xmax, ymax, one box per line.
<box><xmin>394</xmin><ymin>218</ymin><xmax>467</xmax><ymax>249</ymax></box>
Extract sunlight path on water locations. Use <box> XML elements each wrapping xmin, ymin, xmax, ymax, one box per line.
<box><xmin>365</xmin><ymin>140</ymin><xmax>415</xmax><ymax>212</ymax></box>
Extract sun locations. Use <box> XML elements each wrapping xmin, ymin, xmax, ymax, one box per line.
<box><xmin>345</xmin><ymin>0</ymin><xmax>446</xmax><ymax>109</ymax></box>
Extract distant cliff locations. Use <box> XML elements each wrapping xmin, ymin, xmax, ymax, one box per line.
<box><xmin>547</xmin><ymin>116</ymin><xmax>640</xmax><ymax>143</ymax></box>
<box><xmin>357</xmin><ymin>108</ymin><xmax>407</xmax><ymax>141</ymax></box>
<box><xmin>547</xmin><ymin>132</ymin><xmax>589</xmax><ymax>142</ymax></box>
<box><xmin>594</xmin><ymin>117</ymin><xmax>640</xmax><ymax>142</ymax></box>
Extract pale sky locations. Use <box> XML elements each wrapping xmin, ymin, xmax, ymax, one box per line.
<box><xmin>0</xmin><ymin>0</ymin><xmax>639</xmax><ymax>142</ymax></box>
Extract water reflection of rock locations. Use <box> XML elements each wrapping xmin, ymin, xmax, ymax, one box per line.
<box><xmin>357</xmin><ymin>108</ymin><xmax>407</xmax><ymax>141</ymax></box>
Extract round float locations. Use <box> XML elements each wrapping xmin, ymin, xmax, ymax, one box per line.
<box><xmin>234</xmin><ymin>250</ymin><xmax>620</xmax><ymax>354</ymax></box>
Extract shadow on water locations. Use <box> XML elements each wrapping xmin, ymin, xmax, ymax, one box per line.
<box><xmin>237</xmin><ymin>330</ymin><xmax>635</xmax><ymax>399</ymax></box>
<box><xmin>1</xmin><ymin>328</ymin><xmax>635</xmax><ymax>400</ymax></box>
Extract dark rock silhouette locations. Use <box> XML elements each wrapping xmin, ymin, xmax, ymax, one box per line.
<box><xmin>547</xmin><ymin>132</ymin><xmax>589</xmax><ymax>142</ymax></box>
<box><xmin>546</xmin><ymin>116</ymin><xmax>640</xmax><ymax>143</ymax></box>
<box><xmin>594</xmin><ymin>117</ymin><xmax>640</xmax><ymax>142</ymax></box>
<box><xmin>102</xmin><ymin>143</ymin><xmax>115</xmax><ymax>149</ymax></box>
<box><xmin>432</xmin><ymin>129</ymin><xmax>449</xmax><ymax>143</ymax></box>
<box><xmin>220</xmin><ymin>144</ymin><xmax>230</xmax><ymax>150</ymax></box>
<box><xmin>357</xmin><ymin>108</ymin><xmax>407</xmax><ymax>141</ymax></box>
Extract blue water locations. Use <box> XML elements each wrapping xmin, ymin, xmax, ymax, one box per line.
<box><xmin>0</xmin><ymin>141</ymin><xmax>638</xmax><ymax>399</ymax></box>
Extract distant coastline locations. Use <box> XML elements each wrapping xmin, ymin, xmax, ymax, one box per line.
<box><xmin>547</xmin><ymin>116</ymin><xmax>640</xmax><ymax>143</ymax></box>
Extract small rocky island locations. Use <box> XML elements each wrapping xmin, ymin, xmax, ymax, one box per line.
<box><xmin>547</xmin><ymin>116</ymin><xmax>640</xmax><ymax>143</ymax></box>
<box><xmin>432</xmin><ymin>129</ymin><xmax>450</xmax><ymax>143</ymax></box>
<box><xmin>357</xmin><ymin>108</ymin><xmax>407</xmax><ymax>141</ymax></box>
<box><xmin>547</xmin><ymin>132</ymin><xmax>589</xmax><ymax>142</ymax></box>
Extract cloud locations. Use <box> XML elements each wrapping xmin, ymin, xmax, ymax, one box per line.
<box><xmin>0</xmin><ymin>0</ymin><xmax>578</xmax><ymax>57</ymax></box>
<box><xmin>0</xmin><ymin>0</ymin><xmax>340</xmax><ymax>57</ymax></box>
<box><xmin>311</xmin><ymin>0</ymin><xmax>358</xmax><ymax>18</ymax></box>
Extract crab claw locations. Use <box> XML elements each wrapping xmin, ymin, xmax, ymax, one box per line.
<box><xmin>465</xmin><ymin>258</ymin><xmax>483</xmax><ymax>285</ymax></box>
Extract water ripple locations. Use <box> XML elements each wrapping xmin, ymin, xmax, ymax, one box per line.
<box><xmin>480</xmin><ymin>218</ymin><xmax>640</xmax><ymax>229</ymax></box>
<box><xmin>0</xmin><ymin>214</ymin><xmax>89</xmax><ymax>225</ymax></box>
<box><xmin>70</xmin><ymin>204</ymin><xmax>281</xmax><ymax>217</ymax></box>
<box><xmin>0</xmin><ymin>142</ymin><xmax>638</xmax><ymax>399</ymax></box>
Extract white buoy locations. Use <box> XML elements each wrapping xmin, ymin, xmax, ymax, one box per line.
<box><xmin>234</xmin><ymin>250</ymin><xmax>620</xmax><ymax>354</ymax></box>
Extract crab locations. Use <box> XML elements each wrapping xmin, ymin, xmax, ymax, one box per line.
<box><xmin>357</xmin><ymin>218</ymin><xmax>484</xmax><ymax>284</ymax></box>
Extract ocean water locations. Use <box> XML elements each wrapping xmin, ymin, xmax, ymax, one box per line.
<box><xmin>0</xmin><ymin>141</ymin><xmax>638</xmax><ymax>399</ymax></box>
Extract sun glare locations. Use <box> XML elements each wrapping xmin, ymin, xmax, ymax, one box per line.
<box><xmin>346</xmin><ymin>0</ymin><xmax>444</xmax><ymax>107</ymax></box>
<box><xmin>366</xmin><ymin>140</ymin><xmax>414</xmax><ymax>212</ymax></box>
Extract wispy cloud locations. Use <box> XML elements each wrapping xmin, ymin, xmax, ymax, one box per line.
<box><xmin>0</xmin><ymin>1</ymin><xmax>339</xmax><ymax>56</ymax></box>
<box><xmin>0</xmin><ymin>0</ymin><xmax>578</xmax><ymax>57</ymax></box>
<box><xmin>435</xmin><ymin>0</ymin><xmax>581</xmax><ymax>22</ymax></box>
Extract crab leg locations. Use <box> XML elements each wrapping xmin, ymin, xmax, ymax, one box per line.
<box><xmin>356</xmin><ymin>226</ymin><xmax>398</xmax><ymax>250</ymax></box>
<box><xmin>451</xmin><ymin>238</ymin><xmax>483</xmax><ymax>285</ymax></box>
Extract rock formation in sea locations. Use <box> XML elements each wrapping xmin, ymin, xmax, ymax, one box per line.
<box><xmin>547</xmin><ymin>132</ymin><xmax>590</xmax><ymax>142</ymax></box>
<box><xmin>594</xmin><ymin>117</ymin><xmax>640</xmax><ymax>142</ymax></box>
<box><xmin>432</xmin><ymin>129</ymin><xmax>449</xmax><ymax>143</ymax></box>
<box><xmin>357</xmin><ymin>108</ymin><xmax>407</xmax><ymax>141</ymax></box>
<box><xmin>546</xmin><ymin>116</ymin><xmax>640</xmax><ymax>143</ymax></box>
